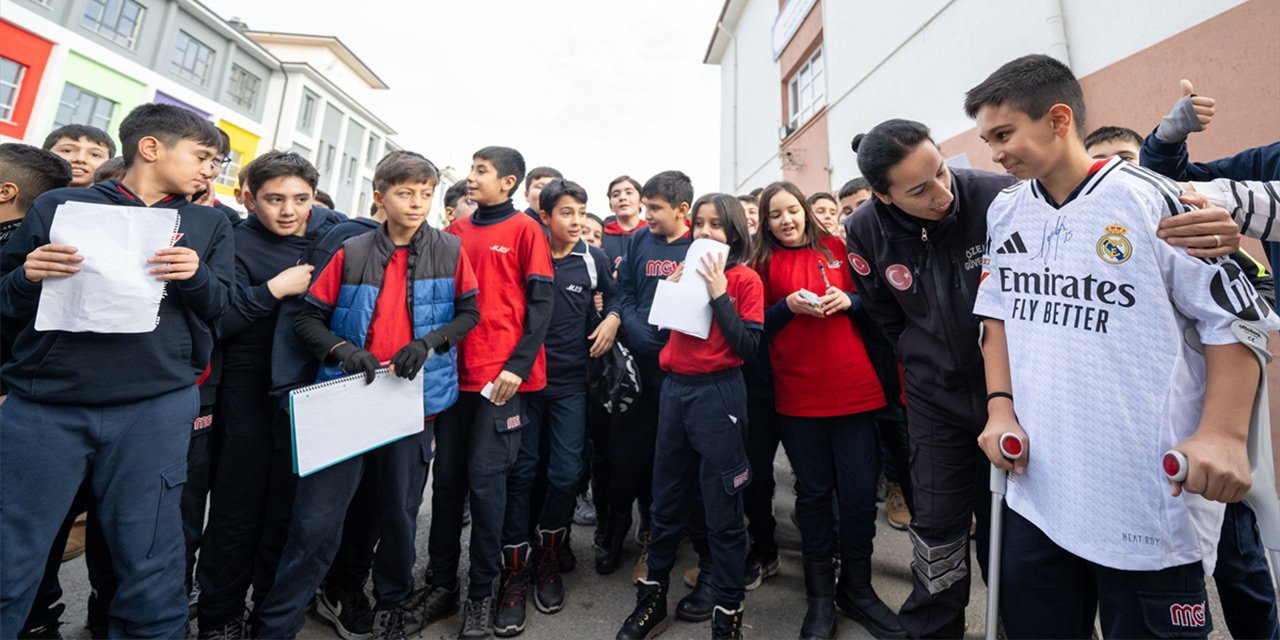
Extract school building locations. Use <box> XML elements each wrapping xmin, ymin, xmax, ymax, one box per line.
<box><xmin>0</xmin><ymin>0</ymin><xmax>399</xmax><ymax>215</ymax></box>
<box><xmin>704</xmin><ymin>0</ymin><xmax>1280</xmax><ymax>195</ymax></box>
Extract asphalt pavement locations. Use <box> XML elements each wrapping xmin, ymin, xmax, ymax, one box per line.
<box><xmin>52</xmin><ymin>448</ymin><xmax>1228</xmax><ymax>639</ymax></box>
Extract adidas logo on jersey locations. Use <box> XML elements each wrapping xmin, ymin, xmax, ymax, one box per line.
<box><xmin>996</xmin><ymin>232</ymin><xmax>1028</xmax><ymax>254</ymax></box>
<box><xmin>490</xmin><ymin>244</ymin><xmax>512</xmax><ymax>254</ymax></box>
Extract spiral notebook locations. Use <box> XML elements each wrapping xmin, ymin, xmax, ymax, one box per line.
<box><xmin>289</xmin><ymin>368</ymin><xmax>425</xmax><ymax>476</ymax></box>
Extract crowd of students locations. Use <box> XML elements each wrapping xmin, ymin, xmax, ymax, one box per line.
<box><xmin>0</xmin><ymin>53</ymin><xmax>1278</xmax><ymax>640</ymax></box>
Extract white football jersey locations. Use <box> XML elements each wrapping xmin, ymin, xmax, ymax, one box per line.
<box><xmin>973</xmin><ymin>157</ymin><xmax>1279</xmax><ymax>573</ymax></box>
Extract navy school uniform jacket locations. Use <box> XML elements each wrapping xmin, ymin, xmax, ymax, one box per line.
<box><xmin>1140</xmin><ymin>134</ymin><xmax>1280</xmax><ymax>182</ymax></box>
<box><xmin>213</xmin><ymin>201</ymin><xmax>244</xmax><ymax>227</ymax></box>
<box><xmin>0</xmin><ymin>179</ymin><xmax>234</xmax><ymax>405</ymax></box>
<box><xmin>843</xmin><ymin>167</ymin><xmax>1014</xmax><ymax>431</ymax></box>
<box><xmin>214</xmin><ymin>206</ymin><xmax>342</xmax><ymax>390</ymax></box>
<box><xmin>269</xmin><ymin>214</ymin><xmax>377</xmax><ymax>399</ymax></box>
<box><xmin>601</xmin><ymin>217</ymin><xmax>645</xmax><ymax>272</ymax></box>
<box><xmin>542</xmin><ymin>240</ymin><xmax>620</xmax><ymax>397</ymax></box>
<box><xmin>615</xmin><ymin>226</ymin><xmax>691</xmax><ymax>362</ymax></box>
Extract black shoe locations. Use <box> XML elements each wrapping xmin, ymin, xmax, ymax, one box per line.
<box><xmin>616</xmin><ymin>579</ymin><xmax>668</xmax><ymax>640</ymax></box>
<box><xmin>595</xmin><ymin>514</ymin><xmax>630</xmax><ymax>575</ymax></box>
<box><xmin>711</xmin><ymin>605</ymin><xmax>744</xmax><ymax>640</ymax></box>
<box><xmin>744</xmin><ymin>545</ymin><xmax>780</xmax><ymax>591</ymax></box>
<box><xmin>19</xmin><ymin>603</ymin><xmax>65</xmax><ymax>640</ymax></box>
<box><xmin>835</xmin><ymin>559</ymin><xmax>908</xmax><ymax>639</ymax></box>
<box><xmin>197</xmin><ymin>618</ymin><xmax>245</xmax><ymax>640</ymax></box>
<box><xmin>371</xmin><ymin>609</ymin><xmax>407</xmax><ymax>640</ymax></box>
<box><xmin>494</xmin><ymin>543</ymin><xmax>531</xmax><ymax>637</ymax></box>
<box><xmin>87</xmin><ymin>590</ymin><xmax>110</xmax><ymax>639</ymax></box>
<box><xmin>458</xmin><ymin>597</ymin><xmax>493</xmax><ymax>640</ymax></box>
<box><xmin>559</xmin><ymin>542</ymin><xmax>577</xmax><ymax>574</ymax></box>
<box><xmin>533</xmin><ymin>528</ymin><xmax>566</xmax><ymax>614</ymax></box>
<box><xmin>800</xmin><ymin>560</ymin><xmax>836</xmax><ymax>640</ymax></box>
<box><xmin>316</xmin><ymin>581</ymin><xmax>375</xmax><ymax>640</ymax></box>
<box><xmin>17</xmin><ymin>621</ymin><xmax>63</xmax><ymax>640</ymax></box>
<box><xmin>419</xmin><ymin>584</ymin><xmax>461</xmax><ymax>629</ymax></box>
<box><xmin>675</xmin><ymin>578</ymin><xmax>714</xmax><ymax>622</ymax></box>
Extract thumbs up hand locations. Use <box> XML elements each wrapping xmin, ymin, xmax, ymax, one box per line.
<box><xmin>1179</xmin><ymin>79</ymin><xmax>1217</xmax><ymax>129</ymax></box>
<box><xmin>1156</xmin><ymin>79</ymin><xmax>1217</xmax><ymax>144</ymax></box>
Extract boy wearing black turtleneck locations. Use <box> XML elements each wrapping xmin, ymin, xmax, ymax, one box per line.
<box><xmin>420</xmin><ymin>147</ymin><xmax>554</xmax><ymax>640</ymax></box>
<box><xmin>195</xmin><ymin>151</ymin><xmax>342</xmax><ymax>638</ymax></box>
<box><xmin>521</xmin><ymin>166</ymin><xmax>562</xmax><ymax>226</ymax></box>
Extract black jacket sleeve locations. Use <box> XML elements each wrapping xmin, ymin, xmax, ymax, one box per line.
<box><xmin>173</xmin><ymin>214</ymin><xmax>234</xmax><ymax>324</ymax></box>
<box><xmin>294</xmin><ymin>302</ymin><xmax>343</xmax><ymax>363</ymax></box>
<box><xmin>763</xmin><ymin>299</ymin><xmax>793</xmax><ymax>337</ymax></box>
<box><xmin>1141</xmin><ymin>131</ymin><xmax>1280</xmax><ymax>182</ymax></box>
<box><xmin>502</xmin><ymin>279</ymin><xmax>554</xmax><ymax>379</ymax></box>
<box><xmin>214</xmin><ymin>258</ymin><xmax>281</xmax><ymax>340</ymax></box>
<box><xmin>710</xmin><ymin>293</ymin><xmax>761</xmax><ymax>361</ymax></box>
<box><xmin>423</xmin><ymin>293</ymin><xmax>479</xmax><ymax>351</ymax></box>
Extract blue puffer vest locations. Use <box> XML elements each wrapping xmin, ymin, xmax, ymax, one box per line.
<box><xmin>316</xmin><ymin>222</ymin><xmax>462</xmax><ymax>416</ymax></box>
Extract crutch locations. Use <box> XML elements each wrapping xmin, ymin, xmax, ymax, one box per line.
<box><xmin>985</xmin><ymin>433</ymin><xmax>1024</xmax><ymax>640</ymax></box>
<box><xmin>1164</xmin><ymin>320</ymin><xmax>1279</xmax><ymax>593</ymax></box>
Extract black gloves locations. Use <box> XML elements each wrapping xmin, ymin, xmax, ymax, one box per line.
<box><xmin>390</xmin><ymin>332</ymin><xmax>446</xmax><ymax>381</ymax></box>
<box><xmin>332</xmin><ymin>342</ymin><xmax>379</xmax><ymax>385</ymax></box>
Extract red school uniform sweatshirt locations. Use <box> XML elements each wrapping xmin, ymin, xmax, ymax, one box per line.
<box><xmin>762</xmin><ymin>236</ymin><xmax>886</xmax><ymax>417</ymax></box>
<box><xmin>659</xmin><ymin>264</ymin><xmax>764</xmax><ymax>375</ymax></box>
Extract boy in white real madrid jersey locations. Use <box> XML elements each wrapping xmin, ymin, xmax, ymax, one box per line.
<box><xmin>965</xmin><ymin>54</ymin><xmax>1279</xmax><ymax>640</ymax></box>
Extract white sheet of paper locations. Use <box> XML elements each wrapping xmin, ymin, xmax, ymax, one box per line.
<box><xmin>289</xmin><ymin>368</ymin><xmax>426</xmax><ymax>476</ymax></box>
<box><xmin>647</xmin><ymin>238</ymin><xmax>729</xmax><ymax>339</ymax></box>
<box><xmin>35</xmin><ymin>202</ymin><xmax>180</xmax><ymax>333</ymax></box>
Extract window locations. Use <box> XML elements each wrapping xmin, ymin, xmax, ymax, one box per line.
<box><xmin>0</xmin><ymin>57</ymin><xmax>26</xmax><ymax>123</ymax></box>
<box><xmin>54</xmin><ymin>84</ymin><xmax>116</xmax><ymax>131</ymax></box>
<box><xmin>289</xmin><ymin>143</ymin><xmax>312</xmax><ymax>159</ymax></box>
<box><xmin>297</xmin><ymin>89</ymin><xmax>318</xmax><ymax>133</ymax></box>
<box><xmin>365</xmin><ymin>135</ymin><xmax>381</xmax><ymax>169</ymax></box>
<box><xmin>322</xmin><ymin>143</ymin><xmax>336</xmax><ymax>177</ymax></box>
<box><xmin>171</xmin><ymin>31</ymin><xmax>215</xmax><ymax>85</ymax></box>
<box><xmin>226</xmin><ymin>65</ymin><xmax>260</xmax><ymax>109</ymax></box>
<box><xmin>214</xmin><ymin>150</ymin><xmax>243</xmax><ymax>188</ymax></box>
<box><xmin>82</xmin><ymin>0</ymin><xmax>145</xmax><ymax>48</ymax></box>
<box><xmin>358</xmin><ymin>179</ymin><xmax>373</xmax><ymax>216</ymax></box>
<box><xmin>786</xmin><ymin>47</ymin><xmax>826</xmax><ymax>132</ymax></box>
<box><xmin>343</xmin><ymin>154</ymin><xmax>357</xmax><ymax>186</ymax></box>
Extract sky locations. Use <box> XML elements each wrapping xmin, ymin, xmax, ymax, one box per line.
<box><xmin>202</xmin><ymin>0</ymin><xmax>726</xmax><ymax>212</ymax></box>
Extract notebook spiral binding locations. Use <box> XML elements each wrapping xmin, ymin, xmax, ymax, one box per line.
<box><xmin>291</xmin><ymin>368</ymin><xmax>391</xmax><ymax>396</ymax></box>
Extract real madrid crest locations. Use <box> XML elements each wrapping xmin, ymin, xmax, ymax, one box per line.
<box><xmin>1096</xmin><ymin>223</ymin><xmax>1131</xmax><ymax>264</ymax></box>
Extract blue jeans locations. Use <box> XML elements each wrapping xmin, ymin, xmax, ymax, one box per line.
<box><xmin>0</xmin><ymin>387</ymin><xmax>197</xmax><ymax>639</ymax></box>
<box><xmin>503</xmin><ymin>391</ymin><xmax>587</xmax><ymax>543</ymax></box>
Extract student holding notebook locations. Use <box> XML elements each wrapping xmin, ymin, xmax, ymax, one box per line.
<box><xmin>254</xmin><ymin>153</ymin><xmax>479</xmax><ymax>640</ymax></box>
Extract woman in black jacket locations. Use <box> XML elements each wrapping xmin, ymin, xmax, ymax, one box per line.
<box><xmin>841</xmin><ymin>119</ymin><xmax>1242</xmax><ymax>639</ymax></box>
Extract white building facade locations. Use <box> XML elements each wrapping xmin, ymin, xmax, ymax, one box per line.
<box><xmin>706</xmin><ymin>0</ymin><xmax>1280</xmax><ymax>195</ymax></box>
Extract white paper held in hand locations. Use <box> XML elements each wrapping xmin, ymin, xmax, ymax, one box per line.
<box><xmin>289</xmin><ymin>368</ymin><xmax>425</xmax><ymax>476</ymax></box>
<box><xmin>35</xmin><ymin>201</ymin><xmax>180</xmax><ymax>333</ymax></box>
<box><xmin>647</xmin><ymin>238</ymin><xmax>729</xmax><ymax>339</ymax></box>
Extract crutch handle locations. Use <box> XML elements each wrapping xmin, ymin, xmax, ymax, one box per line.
<box><xmin>1000</xmin><ymin>433</ymin><xmax>1025</xmax><ymax>461</ymax></box>
<box><xmin>1163</xmin><ymin>450</ymin><xmax>1188</xmax><ymax>483</ymax></box>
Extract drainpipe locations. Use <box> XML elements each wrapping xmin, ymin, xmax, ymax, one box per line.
<box><xmin>269</xmin><ymin>64</ymin><xmax>289</xmax><ymax>150</ymax></box>
<box><xmin>715</xmin><ymin>21</ymin><xmax>739</xmax><ymax>192</ymax></box>
<box><xmin>1044</xmin><ymin>0</ymin><xmax>1072</xmax><ymax>69</ymax></box>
